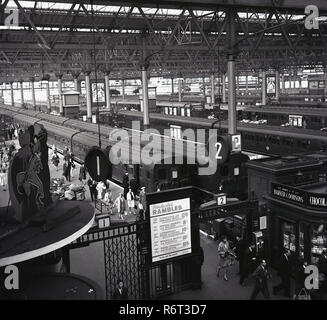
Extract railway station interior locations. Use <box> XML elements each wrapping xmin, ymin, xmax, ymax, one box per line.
<box><xmin>0</xmin><ymin>0</ymin><xmax>327</xmax><ymax>301</ymax></box>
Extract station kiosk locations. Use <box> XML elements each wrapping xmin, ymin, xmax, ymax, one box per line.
<box><xmin>139</xmin><ymin>86</ymin><xmax>158</xmax><ymax>113</ymax></box>
<box><xmin>62</xmin><ymin>90</ymin><xmax>80</xmax><ymax>119</ymax></box>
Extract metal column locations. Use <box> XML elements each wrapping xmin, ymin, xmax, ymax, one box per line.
<box><xmin>226</xmin><ymin>8</ymin><xmax>237</xmax><ymax>135</ymax></box>
<box><xmin>202</xmin><ymin>76</ymin><xmax>206</xmax><ymax>97</ymax></box>
<box><xmin>222</xmin><ymin>74</ymin><xmax>226</xmax><ymax>103</ymax></box>
<box><xmin>122</xmin><ymin>79</ymin><xmax>125</xmax><ymax>100</ymax></box>
<box><xmin>10</xmin><ymin>82</ymin><xmax>14</xmax><ymax>107</ymax></box>
<box><xmin>57</xmin><ymin>75</ymin><xmax>63</xmax><ymax>115</ymax></box>
<box><xmin>31</xmin><ymin>78</ymin><xmax>36</xmax><ymax>110</ymax></box>
<box><xmin>245</xmin><ymin>75</ymin><xmax>248</xmax><ymax>94</ymax></box>
<box><xmin>20</xmin><ymin>81</ymin><xmax>24</xmax><ymax>107</ymax></box>
<box><xmin>227</xmin><ymin>56</ymin><xmax>237</xmax><ymax>135</ymax></box>
<box><xmin>262</xmin><ymin>70</ymin><xmax>266</xmax><ymax>106</ymax></box>
<box><xmin>171</xmin><ymin>78</ymin><xmax>174</xmax><ymax>95</ymax></box>
<box><xmin>281</xmin><ymin>74</ymin><xmax>285</xmax><ymax>93</ymax></box>
<box><xmin>211</xmin><ymin>73</ymin><xmax>215</xmax><ymax>104</ymax></box>
<box><xmin>85</xmin><ymin>72</ymin><xmax>92</xmax><ymax>121</ymax></box>
<box><xmin>141</xmin><ymin>65</ymin><xmax>150</xmax><ymax>128</ymax></box>
<box><xmin>276</xmin><ymin>70</ymin><xmax>280</xmax><ymax>100</ymax></box>
<box><xmin>46</xmin><ymin>80</ymin><xmax>51</xmax><ymax>113</ymax></box>
<box><xmin>105</xmin><ymin>72</ymin><xmax>111</xmax><ymax>110</ymax></box>
<box><xmin>178</xmin><ymin>79</ymin><xmax>182</xmax><ymax>102</ymax></box>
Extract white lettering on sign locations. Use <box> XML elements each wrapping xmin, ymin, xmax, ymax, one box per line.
<box><xmin>273</xmin><ymin>188</ymin><xmax>304</xmax><ymax>203</ymax></box>
<box><xmin>215</xmin><ymin>142</ymin><xmax>222</xmax><ymax>160</ymax></box>
<box><xmin>309</xmin><ymin>196</ymin><xmax>327</xmax><ymax>207</ymax></box>
<box><xmin>96</xmin><ymin>156</ymin><xmax>100</xmax><ymax>176</ymax></box>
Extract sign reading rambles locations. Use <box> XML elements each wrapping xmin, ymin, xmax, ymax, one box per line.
<box><xmin>149</xmin><ymin>198</ymin><xmax>192</xmax><ymax>263</ymax></box>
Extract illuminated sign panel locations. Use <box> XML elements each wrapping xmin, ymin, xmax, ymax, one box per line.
<box><xmin>149</xmin><ymin>198</ymin><xmax>192</xmax><ymax>263</ymax></box>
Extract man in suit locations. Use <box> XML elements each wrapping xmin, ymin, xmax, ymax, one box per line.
<box><xmin>112</xmin><ymin>279</ymin><xmax>128</xmax><ymax>300</ymax></box>
<box><xmin>115</xmin><ymin>193</ymin><xmax>126</xmax><ymax>220</ymax></box>
<box><xmin>250</xmin><ymin>259</ymin><xmax>270</xmax><ymax>300</ymax></box>
<box><xmin>273</xmin><ymin>249</ymin><xmax>292</xmax><ymax>297</ymax></box>
<box><xmin>233</xmin><ymin>236</ymin><xmax>246</xmax><ymax>274</ymax></box>
<box><xmin>87</xmin><ymin>178</ymin><xmax>96</xmax><ymax>202</ymax></box>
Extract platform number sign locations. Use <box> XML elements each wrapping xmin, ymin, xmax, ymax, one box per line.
<box><xmin>216</xmin><ymin>193</ymin><xmax>227</xmax><ymax>206</ymax></box>
<box><xmin>84</xmin><ymin>147</ymin><xmax>112</xmax><ymax>181</ymax></box>
<box><xmin>207</xmin><ymin>133</ymin><xmax>229</xmax><ymax>165</ymax></box>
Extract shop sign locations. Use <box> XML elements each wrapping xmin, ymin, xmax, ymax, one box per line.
<box><xmin>272</xmin><ymin>183</ymin><xmax>327</xmax><ymax>210</ymax></box>
<box><xmin>272</xmin><ymin>183</ymin><xmax>305</xmax><ymax>206</ymax></box>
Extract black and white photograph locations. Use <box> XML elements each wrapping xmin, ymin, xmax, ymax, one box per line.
<box><xmin>0</xmin><ymin>0</ymin><xmax>326</xmax><ymax>309</ymax></box>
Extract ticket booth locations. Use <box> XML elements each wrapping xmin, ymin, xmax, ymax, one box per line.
<box><xmin>62</xmin><ymin>90</ymin><xmax>80</xmax><ymax>119</ymax></box>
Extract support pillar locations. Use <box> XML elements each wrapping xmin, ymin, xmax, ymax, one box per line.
<box><xmin>178</xmin><ymin>79</ymin><xmax>182</xmax><ymax>102</ymax></box>
<box><xmin>262</xmin><ymin>70</ymin><xmax>267</xmax><ymax>106</ymax></box>
<box><xmin>210</xmin><ymin>73</ymin><xmax>215</xmax><ymax>104</ymax></box>
<box><xmin>104</xmin><ymin>71</ymin><xmax>111</xmax><ymax>110</ymax></box>
<box><xmin>276</xmin><ymin>70</ymin><xmax>280</xmax><ymax>100</ymax></box>
<box><xmin>72</xmin><ymin>72</ymin><xmax>81</xmax><ymax>92</ymax></box>
<box><xmin>30</xmin><ymin>77</ymin><xmax>36</xmax><ymax>110</ymax></box>
<box><xmin>10</xmin><ymin>81</ymin><xmax>14</xmax><ymax>107</ymax></box>
<box><xmin>226</xmin><ymin>8</ymin><xmax>238</xmax><ymax>135</ymax></box>
<box><xmin>46</xmin><ymin>80</ymin><xmax>51</xmax><ymax>113</ymax></box>
<box><xmin>56</xmin><ymin>74</ymin><xmax>63</xmax><ymax>115</ymax></box>
<box><xmin>171</xmin><ymin>78</ymin><xmax>174</xmax><ymax>95</ymax></box>
<box><xmin>281</xmin><ymin>74</ymin><xmax>285</xmax><ymax>93</ymax></box>
<box><xmin>85</xmin><ymin>71</ymin><xmax>92</xmax><ymax>121</ymax></box>
<box><xmin>245</xmin><ymin>75</ymin><xmax>249</xmax><ymax>94</ymax></box>
<box><xmin>222</xmin><ymin>74</ymin><xmax>227</xmax><ymax>103</ymax></box>
<box><xmin>141</xmin><ymin>63</ymin><xmax>150</xmax><ymax>128</ymax></box>
<box><xmin>122</xmin><ymin>79</ymin><xmax>125</xmax><ymax>100</ymax></box>
<box><xmin>227</xmin><ymin>56</ymin><xmax>237</xmax><ymax>134</ymax></box>
<box><xmin>202</xmin><ymin>76</ymin><xmax>206</xmax><ymax>97</ymax></box>
<box><xmin>236</xmin><ymin>75</ymin><xmax>240</xmax><ymax>96</ymax></box>
<box><xmin>19</xmin><ymin>80</ymin><xmax>24</xmax><ymax>107</ymax></box>
<box><xmin>324</xmin><ymin>71</ymin><xmax>327</xmax><ymax>96</ymax></box>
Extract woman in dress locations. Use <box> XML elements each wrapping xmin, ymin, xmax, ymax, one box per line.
<box><xmin>52</xmin><ymin>150</ymin><xmax>60</xmax><ymax>171</ymax></box>
<box><xmin>103</xmin><ymin>188</ymin><xmax>113</xmax><ymax>214</ymax></box>
<box><xmin>217</xmin><ymin>236</ymin><xmax>231</xmax><ymax>281</ymax></box>
<box><xmin>126</xmin><ymin>187</ymin><xmax>135</xmax><ymax>214</ymax></box>
<box><xmin>96</xmin><ymin>181</ymin><xmax>106</xmax><ymax>200</ymax></box>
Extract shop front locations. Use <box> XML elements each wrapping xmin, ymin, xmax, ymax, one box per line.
<box><xmin>265</xmin><ymin>182</ymin><xmax>327</xmax><ymax>266</ymax></box>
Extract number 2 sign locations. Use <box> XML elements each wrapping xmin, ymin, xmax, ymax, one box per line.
<box><xmin>207</xmin><ymin>133</ymin><xmax>229</xmax><ymax>165</ymax></box>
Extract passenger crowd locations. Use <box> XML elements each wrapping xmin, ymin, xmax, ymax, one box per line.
<box><xmin>216</xmin><ymin>235</ymin><xmax>327</xmax><ymax>300</ymax></box>
<box><xmin>0</xmin><ymin>143</ymin><xmax>16</xmax><ymax>191</ymax></box>
<box><xmin>87</xmin><ymin>172</ymin><xmax>146</xmax><ymax>221</ymax></box>
<box><xmin>51</xmin><ymin>145</ymin><xmax>146</xmax><ymax>221</ymax></box>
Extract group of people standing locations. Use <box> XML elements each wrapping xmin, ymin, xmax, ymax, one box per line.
<box><xmin>87</xmin><ymin>172</ymin><xmax>147</xmax><ymax>221</ymax></box>
<box><xmin>216</xmin><ymin>234</ymin><xmax>327</xmax><ymax>300</ymax></box>
<box><xmin>51</xmin><ymin>145</ymin><xmax>75</xmax><ymax>182</ymax></box>
<box><xmin>0</xmin><ymin>144</ymin><xmax>15</xmax><ymax>191</ymax></box>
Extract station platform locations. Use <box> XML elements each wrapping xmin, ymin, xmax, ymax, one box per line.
<box><xmin>0</xmin><ymin>140</ymin><xmax>297</xmax><ymax>300</ymax></box>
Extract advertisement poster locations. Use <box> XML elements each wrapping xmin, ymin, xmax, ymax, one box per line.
<box><xmin>92</xmin><ymin>82</ymin><xmax>105</xmax><ymax>103</ymax></box>
<box><xmin>149</xmin><ymin>198</ymin><xmax>192</xmax><ymax>263</ymax></box>
<box><xmin>266</xmin><ymin>75</ymin><xmax>276</xmax><ymax>95</ymax></box>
